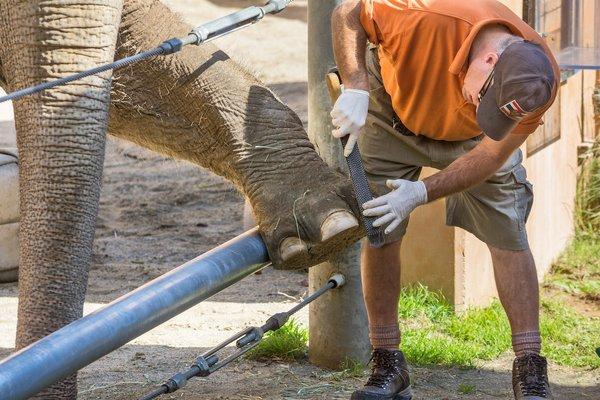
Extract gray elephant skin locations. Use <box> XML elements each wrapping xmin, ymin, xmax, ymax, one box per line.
<box><xmin>0</xmin><ymin>0</ymin><xmax>363</xmax><ymax>398</ymax></box>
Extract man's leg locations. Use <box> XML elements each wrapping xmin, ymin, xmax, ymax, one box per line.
<box><xmin>489</xmin><ymin>245</ymin><xmax>541</xmax><ymax>355</ymax></box>
<box><xmin>490</xmin><ymin>244</ymin><xmax>553</xmax><ymax>399</ymax></box>
<box><xmin>361</xmin><ymin>240</ymin><xmax>403</xmax><ymax>349</ymax></box>
<box><xmin>352</xmin><ymin>239</ymin><xmax>412</xmax><ymax>400</ymax></box>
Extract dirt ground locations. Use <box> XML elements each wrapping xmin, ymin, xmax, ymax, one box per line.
<box><xmin>0</xmin><ymin>1</ymin><xmax>598</xmax><ymax>399</ymax></box>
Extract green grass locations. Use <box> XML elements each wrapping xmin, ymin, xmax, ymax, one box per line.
<box><xmin>541</xmin><ymin>298</ymin><xmax>600</xmax><ymax>368</ymax></box>
<box><xmin>398</xmin><ymin>284</ymin><xmax>600</xmax><ymax>369</ymax></box>
<box><xmin>546</xmin><ymin>236</ymin><xmax>600</xmax><ymax>301</ymax></box>
<box><xmin>325</xmin><ymin>358</ymin><xmax>368</xmax><ymax>381</ymax></box>
<box><xmin>399</xmin><ymin>285</ymin><xmax>511</xmax><ymax>368</ymax></box>
<box><xmin>575</xmin><ymin>142</ymin><xmax>600</xmax><ymax>236</ymax></box>
<box><xmin>458</xmin><ymin>383</ymin><xmax>475</xmax><ymax>395</ymax></box>
<box><xmin>245</xmin><ymin>318</ymin><xmax>308</xmax><ymax>361</ymax></box>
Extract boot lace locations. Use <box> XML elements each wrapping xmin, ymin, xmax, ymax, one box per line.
<box><xmin>365</xmin><ymin>349</ymin><xmax>403</xmax><ymax>388</ymax></box>
<box><xmin>515</xmin><ymin>354</ymin><xmax>548</xmax><ymax>397</ymax></box>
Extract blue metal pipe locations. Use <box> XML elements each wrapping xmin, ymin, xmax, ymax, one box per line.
<box><xmin>0</xmin><ymin>228</ymin><xmax>269</xmax><ymax>400</ymax></box>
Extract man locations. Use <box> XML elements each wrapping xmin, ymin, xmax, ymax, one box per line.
<box><xmin>330</xmin><ymin>1</ymin><xmax>559</xmax><ymax>399</ymax></box>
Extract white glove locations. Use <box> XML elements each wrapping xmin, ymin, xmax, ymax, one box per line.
<box><xmin>330</xmin><ymin>88</ymin><xmax>370</xmax><ymax>157</ymax></box>
<box><xmin>362</xmin><ymin>179</ymin><xmax>428</xmax><ymax>235</ymax></box>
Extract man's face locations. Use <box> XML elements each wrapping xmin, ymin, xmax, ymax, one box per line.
<box><xmin>462</xmin><ymin>51</ymin><xmax>499</xmax><ymax>108</ymax></box>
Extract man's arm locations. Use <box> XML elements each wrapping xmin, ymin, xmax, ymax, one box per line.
<box><xmin>363</xmin><ymin>134</ymin><xmax>528</xmax><ymax>233</ymax></box>
<box><xmin>331</xmin><ymin>0</ymin><xmax>369</xmax><ymax>91</ymax></box>
<box><xmin>423</xmin><ymin>134</ymin><xmax>528</xmax><ymax>201</ymax></box>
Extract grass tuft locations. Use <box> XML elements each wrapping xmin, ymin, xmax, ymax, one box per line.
<box><xmin>246</xmin><ymin>318</ymin><xmax>308</xmax><ymax>361</ymax></box>
<box><xmin>398</xmin><ymin>284</ymin><xmax>453</xmax><ymax>321</ymax></box>
<box><xmin>325</xmin><ymin>358</ymin><xmax>368</xmax><ymax>381</ymax></box>
<box><xmin>458</xmin><ymin>383</ymin><xmax>476</xmax><ymax>395</ymax></box>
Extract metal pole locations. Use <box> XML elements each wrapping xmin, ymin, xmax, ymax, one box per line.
<box><xmin>0</xmin><ymin>229</ymin><xmax>268</xmax><ymax>400</ymax></box>
<box><xmin>307</xmin><ymin>0</ymin><xmax>370</xmax><ymax>369</ymax></box>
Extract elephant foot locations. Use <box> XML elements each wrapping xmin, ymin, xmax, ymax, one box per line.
<box><xmin>253</xmin><ymin>171</ymin><xmax>365</xmax><ymax>270</ymax></box>
<box><xmin>278</xmin><ymin>210</ymin><xmax>361</xmax><ymax>269</ymax></box>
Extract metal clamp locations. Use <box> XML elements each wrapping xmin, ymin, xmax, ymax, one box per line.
<box><xmin>139</xmin><ymin>273</ymin><xmax>345</xmax><ymax>400</ymax></box>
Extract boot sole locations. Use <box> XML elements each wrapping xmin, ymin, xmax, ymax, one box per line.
<box><xmin>351</xmin><ymin>386</ymin><xmax>413</xmax><ymax>400</ymax></box>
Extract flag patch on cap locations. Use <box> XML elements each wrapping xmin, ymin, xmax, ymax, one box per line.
<box><xmin>499</xmin><ymin>100</ymin><xmax>528</xmax><ymax>120</ymax></box>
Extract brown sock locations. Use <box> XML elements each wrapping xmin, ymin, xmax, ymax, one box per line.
<box><xmin>369</xmin><ymin>324</ymin><xmax>400</xmax><ymax>350</ymax></box>
<box><xmin>512</xmin><ymin>331</ymin><xmax>542</xmax><ymax>357</ymax></box>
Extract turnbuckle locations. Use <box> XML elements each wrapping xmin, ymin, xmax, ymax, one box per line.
<box><xmin>139</xmin><ymin>274</ymin><xmax>345</xmax><ymax>400</ymax></box>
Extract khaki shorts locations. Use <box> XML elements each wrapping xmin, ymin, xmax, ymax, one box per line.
<box><xmin>360</xmin><ymin>47</ymin><xmax>534</xmax><ymax>251</ymax></box>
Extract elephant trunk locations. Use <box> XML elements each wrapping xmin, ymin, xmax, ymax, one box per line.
<box><xmin>0</xmin><ymin>1</ymin><xmax>123</xmax><ymax>398</ymax></box>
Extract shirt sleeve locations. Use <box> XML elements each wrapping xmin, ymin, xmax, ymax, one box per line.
<box><xmin>360</xmin><ymin>0</ymin><xmax>380</xmax><ymax>45</ymax></box>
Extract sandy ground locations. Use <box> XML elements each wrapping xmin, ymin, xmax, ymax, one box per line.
<box><xmin>0</xmin><ymin>1</ymin><xmax>599</xmax><ymax>399</ymax></box>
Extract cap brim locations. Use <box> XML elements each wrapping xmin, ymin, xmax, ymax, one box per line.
<box><xmin>476</xmin><ymin>82</ymin><xmax>519</xmax><ymax>141</ymax></box>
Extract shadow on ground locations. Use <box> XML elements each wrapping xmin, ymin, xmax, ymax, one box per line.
<box><xmin>0</xmin><ymin>345</ymin><xmax>597</xmax><ymax>400</ymax></box>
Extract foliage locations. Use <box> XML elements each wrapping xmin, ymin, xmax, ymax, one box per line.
<box><xmin>246</xmin><ymin>318</ymin><xmax>308</xmax><ymax>361</ymax></box>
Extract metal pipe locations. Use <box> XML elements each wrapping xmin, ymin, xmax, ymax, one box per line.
<box><xmin>0</xmin><ymin>228</ymin><xmax>269</xmax><ymax>400</ymax></box>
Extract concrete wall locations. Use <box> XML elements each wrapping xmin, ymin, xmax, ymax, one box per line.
<box><xmin>0</xmin><ymin>91</ymin><xmax>19</xmax><ymax>281</ymax></box>
<box><xmin>401</xmin><ymin>168</ymin><xmax>456</xmax><ymax>301</ymax></box>
<box><xmin>401</xmin><ymin>1</ymin><xmax>595</xmax><ymax>309</ymax></box>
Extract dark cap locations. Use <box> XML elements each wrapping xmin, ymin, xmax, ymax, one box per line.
<box><xmin>477</xmin><ymin>41</ymin><xmax>555</xmax><ymax>141</ymax></box>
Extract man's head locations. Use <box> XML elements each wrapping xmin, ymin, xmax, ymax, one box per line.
<box><xmin>463</xmin><ymin>24</ymin><xmax>556</xmax><ymax>140</ymax></box>
<box><xmin>462</xmin><ymin>25</ymin><xmax>516</xmax><ymax>107</ymax></box>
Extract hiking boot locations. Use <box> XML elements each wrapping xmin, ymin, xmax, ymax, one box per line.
<box><xmin>512</xmin><ymin>353</ymin><xmax>553</xmax><ymax>399</ymax></box>
<box><xmin>351</xmin><ymin>349</ymin><xmax>412</xmax><ymax>400</ymax></box>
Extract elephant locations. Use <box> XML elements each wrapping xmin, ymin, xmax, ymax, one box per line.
<box><xmin>0</xmin><ymin>0</ymin><xmax>364</xmax><ymax>398</ymax></box>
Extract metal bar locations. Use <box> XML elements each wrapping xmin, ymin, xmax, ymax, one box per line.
<box><xmin>0</xmin><ymin>228</ymin><xmax>269</xmax><ymax>400</ymax></box>
<box><xmin>190</xmin><ymin>7</ymin><xmax>265</xmax><ymax>44</ymax></box>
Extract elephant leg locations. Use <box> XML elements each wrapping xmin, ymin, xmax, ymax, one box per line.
<box><xmin>108</xmin><ymin>0</ymin><xmax>364</xmax><ymax>270</ymax></box>
<box><xmin>0</xmin><ymin>1</ymin><xmax>122</xmax><ymax>398</ymax></box>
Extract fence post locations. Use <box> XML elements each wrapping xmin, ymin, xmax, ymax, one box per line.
<box><xmin>306</xmin><ymin>0</ymin><xmax>371</xmax><ymax>369</ymax></box>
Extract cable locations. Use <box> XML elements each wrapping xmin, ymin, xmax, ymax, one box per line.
<box><xmin>139</xmin><ymin>274</ymin><xmax>345</xmax><ymax>400</ymax></box>
<box><xmin>0</xmin><ymin>1</ymin><xmax>294</xmax><ymax>104</ymax></box>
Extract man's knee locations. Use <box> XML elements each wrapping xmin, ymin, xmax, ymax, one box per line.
<box><xmin>361</xmin><ymin>237</ymin><xmax>403</xmax><ymax>260</ymax></box>
<box><xmin>487</xmin><ymin>243</ymin><xmax>532</xmax><ymax>257</ymax></box>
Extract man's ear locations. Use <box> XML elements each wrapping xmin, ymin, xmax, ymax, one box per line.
<box><xmin>485</xmin><ymin>51</ymin><xmax>500</xmax><ymax>67</ymax></box>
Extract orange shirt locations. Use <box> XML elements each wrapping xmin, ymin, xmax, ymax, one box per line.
<box><xmin>360</xmin><ymin>0</ymin><xmax>560</xmax><ymax>141</ymax></box>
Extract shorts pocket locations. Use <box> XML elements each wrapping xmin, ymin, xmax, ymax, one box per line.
<box><xmin>512</xmin><ymin>165</ymin><xmax>534</xmax><ymax>227</ymax></box>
